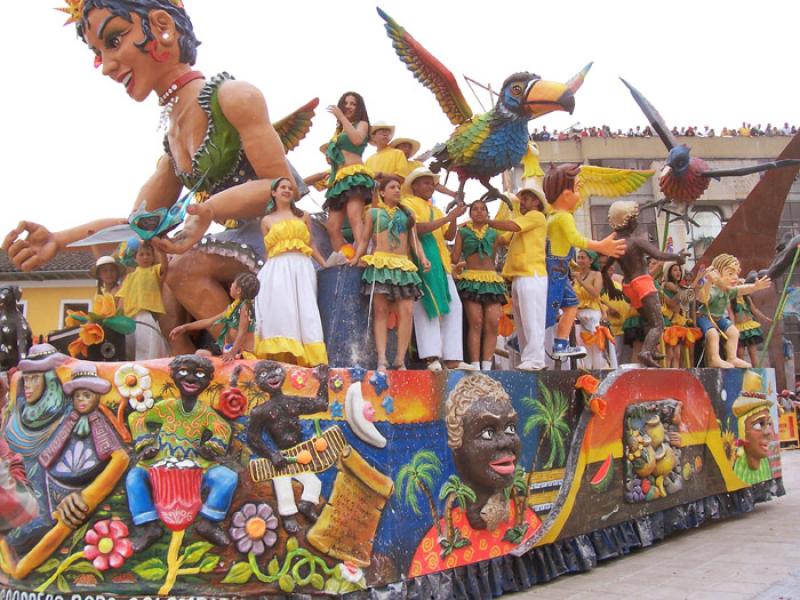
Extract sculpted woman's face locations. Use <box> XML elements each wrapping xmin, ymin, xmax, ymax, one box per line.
<box><xmin>84</xmin><ymin>8</ymin><xmax>172</xmax><ymax>103</ymax></box>
<box><xmin>452</xmin><ymin>395</ymin><xmax>521</xmax><ymax>494</ymax></box>
<box><xmin>22</xmin><ymin>373</ymin><xmax>45</xmax><ymax>404</ymax></box>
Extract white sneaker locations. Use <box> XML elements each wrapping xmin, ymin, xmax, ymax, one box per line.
<box><xmin>516</xmin><ymin>361</ymin><xmax>544</xmax><ymax>371</ymax></box>
<box><xmin>427</xmin><ymin>360</ymin><xmax>443</xmax><ymax>372</ymax></box>
<box><xmin>454</xmin><ymin>362</ymin><xmax>478</xmax><ymax>370</ymax></box>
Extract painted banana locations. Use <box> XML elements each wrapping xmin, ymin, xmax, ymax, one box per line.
<box><xmin>344</xmin><ymin>382</ymin><xmax>387</xmax><ymax>448</ymax></box>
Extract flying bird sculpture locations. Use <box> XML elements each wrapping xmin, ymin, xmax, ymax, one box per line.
<box><xmin>377</xmin><ymin>7</ymin><xmax>591</xmax><ymax>209</ymax></box>
<box><xmin>621</xmin><ymin>78</ymin><xmax>800</xmax><ymax>215</ymax></box>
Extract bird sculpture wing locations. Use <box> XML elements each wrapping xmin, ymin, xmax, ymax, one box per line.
<box><xmin>377</xmin><ymin>7</ymin><xmax>473</xmax><ymax>126</ymax></box>
<box><xmin>576</xmin><ymin>165</ymin><xmax>656</xmax><ymax>207</ymax></box>
<box><xmin>700</xmin><ymin>159</ymin><xmax>800</xmax><ymax>179</ymax></box>
<box><xmin>272</xmin><ymin>98</ymin><xmax>320</xmax><ymax>153</ymax></box>
<box><xmin>619</xmin><ymin>78</ymin><xmax>678</xmax><ymax>152</ymax></box>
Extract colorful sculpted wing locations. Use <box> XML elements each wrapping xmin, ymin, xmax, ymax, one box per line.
<box><xmin>576</xmin><ymin>165</ymin><xmax>656</xmax><ymax>206</ymax></box>
<box><xmin>377</xmin><ymin>8</ymin><xmax>473</xmax><ymax>126</ymax></box>
<box><xmin>272</xmin><ymin>98</ymin><xmax>320</xmax><ymax>153</ymax></box>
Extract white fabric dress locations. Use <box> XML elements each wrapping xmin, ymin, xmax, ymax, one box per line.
<box><xmin>254</xmin><ymin>219</ymin><xmax>328</xmax><ymax>366</ymax></box>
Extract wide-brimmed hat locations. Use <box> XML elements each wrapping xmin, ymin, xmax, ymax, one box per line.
<box><xmin>63</xmin><ymin>362</ymin><xmax>111</xmax><ymax>396</ymax></box>
<box><xmin>90</xmin><ymin>256</ymin><xmax>125</xmax><ymax>280</ymax></box>
<box><xmin>517</xmin><ymin>177</ymin><xmax>547</xmax><ymax>205</ymax></box>
<box><xmin>405</xmin><ymin>166</ymin><xmax>440</xmax><ymax>189</ymax></box>
<box><xmin>389</xmin><ymin>137</ymin><xmax>421</xmax><ymax>157</ymax></box>
<box><xmin>18</xmin><ymin>344</ymin><xmax>68</xmax><ymax>373</ymax></box>
<box><xmin>369</xmin><ymin>121</ymin><xmax>396</xmax><ymax>143</ymax></box>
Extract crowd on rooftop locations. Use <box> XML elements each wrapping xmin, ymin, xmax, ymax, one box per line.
<box><xmin>531</xmin><ymin>122</ymin><xmax>799</xmax><ymax>142</ymax></box>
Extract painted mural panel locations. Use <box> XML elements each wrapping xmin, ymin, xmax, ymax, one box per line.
<box><xmin>0</xmin><ymin>350</ymin><xmax>783</xmax><ymax>597</ymax></box>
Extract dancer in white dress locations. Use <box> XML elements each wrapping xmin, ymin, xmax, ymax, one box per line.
<box><xmin>254</xmin><ymin>178</ymin><xmax>328</xmax><ymax>366</ymax></box>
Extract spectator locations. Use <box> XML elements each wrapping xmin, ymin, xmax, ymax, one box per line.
<box><xmin>540</xmin><ymin>126</ymin><xmax>551</xmax><ymax>141</ymax></box>
<box><xmin>739</xmin><ymin>122</ymin><xmax>751</xmax><ymax>137</ymax></box>
<box><xmin>781</xmin><ymin>122</ymin><xmax>792</xmax><ymax>135</ymax></box>
<box><xmin>642</xmin><ymin>126</ymin><xmax>653</xmax><ymax>137</ymax></box>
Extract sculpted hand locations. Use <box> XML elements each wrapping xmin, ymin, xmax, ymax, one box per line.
<box><xmin>137</xmin><ymin>443</ymin><xmax>159</xmax><ymax>462</ymax></box>
<box><xmin>54</xmin><ymin>491</ymin><xmax>89</xmax><ymax>529</ymax></box>
<box><xmin>2</xmin><ymin>222</ymin><xmax>60</xmax><ymax>271</ymax></box>
<box><xmin>197</xmin><ymin>443</ymin><xmax>221</xmax><ymax>461</ymax></box>
<box><xmin>753</xmin><ymin>275</ymin><xmax>772</xmax><ymax>292</ymax></box>
<box><xmin>151</xmin><ymin>203</ymin><xmax>214</xmax><ymax>255</ymax></box>
<box><xmin>270</xmin><ymin>451</ymin><xmax>288</xmax><ymax>470</ymax></box>
<box><xmin>597</xmin><ymin>233</ymin><xmax>626</xmax><ymax>258</ymax></box>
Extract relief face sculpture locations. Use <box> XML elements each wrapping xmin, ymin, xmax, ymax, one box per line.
<box><xmin>446</xmin><ymin>374</ymin><xmax>521</xmax><ymax>530</ymax></box>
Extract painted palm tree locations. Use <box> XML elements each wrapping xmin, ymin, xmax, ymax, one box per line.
<box><xmin>204</xmin><ymin>381</ymin><xmax>226</xmax><ymax>406</ymax></box>
<box><xmin>521</xmin><ymin>382</ymin><xmax>571</xmax><ymax>513</ymax></box>
<box><xmin>438</xmin><ymin>475</ymin><xmax>476</xmax><ymax>555</ymax></box>
<box><xmin>503</xmin><ymin>465</ymin><xmax>530</xmax><ymax>543</ymax></box>
<box><xmin>158</xmin><ymin>380</ymin><xmax>177</xmax><ymax>399</ymax></box>
<box><xmin>395</xmin><ymin>450</ymin><xmax>443</xmax><ymax>539</ymax></box>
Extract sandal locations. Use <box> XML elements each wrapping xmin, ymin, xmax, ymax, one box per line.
<box><xmin>377</xmin><ymin>361</ymin><xmax>388</xmax><ymax>374</ymax></box>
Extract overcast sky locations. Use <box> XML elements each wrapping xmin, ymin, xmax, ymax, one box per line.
<box><xmin>3</xmin><ymin>0</ymin><xmax>797</xmax><ymax>232</ymax></box>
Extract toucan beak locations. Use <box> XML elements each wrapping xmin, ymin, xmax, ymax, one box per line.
<box><xmin>525</xmin><ymin>79</ymin><xmax>575</xmax><ymax>118</ymax></box>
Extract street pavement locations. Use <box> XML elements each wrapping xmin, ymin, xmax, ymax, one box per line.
<box><xmin>512</xmin><ymin>448</ymin><xmax>800</xmax><ymax>600</ymax></box>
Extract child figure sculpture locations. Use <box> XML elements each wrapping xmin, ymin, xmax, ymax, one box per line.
<box><xmin>601</xmin><ymin>201</ymin><xmax>688</xmax><ymax>367</ymax></box>
<box><xmin>697</xmin><ymin>254</ymin><xmax>771</xmax><ymax>368</ymax></box>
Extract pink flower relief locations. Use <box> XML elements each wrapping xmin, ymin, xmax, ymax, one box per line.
<box><xmin>83</xmin><ymin>519</ymin><xmax>133</xmax><ymax>571</ymax></box>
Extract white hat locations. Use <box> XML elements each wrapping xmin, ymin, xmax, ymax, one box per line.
<box><xmin>389</xmin><ymin>137</ymin><xmax>421</xmax><ymax>157</ymax></box>
<box><xmin>90</xmin><ymin>256</ymin><xmax>125</xmax><ymax>280</ymax></box>
<box><xmin>369</xmin><ymin>121</ymin><xmax>396</xmax><ymax>143</ymax></box>
<box><xmin>517</xmin><ymin>177</ymin><xmax>546</xmax><ymax>205</ymax></box>
<box><xmin>405</xmin><ymin>167</ymin><xmax>440</xmax><ymax>189</ymax></box>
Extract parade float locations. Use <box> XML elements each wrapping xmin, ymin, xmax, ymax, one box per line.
<box><xmin>0</xmin><ymin>2</ymin><xmax>798</xmax><ymax>599</ymax></box>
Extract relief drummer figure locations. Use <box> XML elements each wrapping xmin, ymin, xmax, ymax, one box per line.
<box><xmin>247</xmin><ymin>361</ymin><xmax>329</xmax><ymax>534</ymax></box>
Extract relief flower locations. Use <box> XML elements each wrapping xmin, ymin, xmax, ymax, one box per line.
<box><xmin>575</xmin><ymin>374</ymin><xmax>599</xmax><ymax>395</ymax></box>
<box><xmin>218</xmin><ymin>387</ymin><xmax>247</xmax><ymax>420</ymax></box>
<box><xmin>65</xmin><ymin>309</ymin><xmax>89</xmax><ymax>328</ymax></box>
<box><xmin>338</xmin><ymin>561</ymin><xmax>365</xmax><ymax>585</ymax></box>
<box><xmin>83</xmin><ymin>519</ymin><xmax>133</xmax><ymax>571</ymax></box>
<box><xmin>79</xmin><ymin>323</ymin><xmax>105</xmax><ymax>346</ymax></box>
<box><xmin>290</xmin><ymin>369</ymin><xmax>308</xmax><ymax>390</ymax></box>
<box><xmin>229</xmin><ymin>503</ymin><xmax>278</xmax><ymax>556</ymax></box>
<box><xmin>114</xmin><ymin>363</ymin><xmax>153</xmax><ymax>409</ymax></box>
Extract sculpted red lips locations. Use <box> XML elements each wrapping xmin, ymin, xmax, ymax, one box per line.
<box><xmin>180</xmin><ymin>381</ymin><xmax>202</xmax><ymax>394</ymax></box>
<box><xmin>489</xmin><ymin>454</ymin><xmax>516</xmax><ymax>475</ymax></box>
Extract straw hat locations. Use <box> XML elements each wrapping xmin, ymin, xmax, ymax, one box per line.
<box><xmin>405</xmin><ymin>166</ymin><xmax>441</xmax><ymax>188</ymax></box>
<box><xmin>63</xmin><ymin>362</ymin><xmax>112</xmax><ymax>396</ymax></box>
<box><xmin>517</xmin><ymin>177</ymin><xmax>546</xmax><ymax>205</ymax></box>
<box><xmin>18</xmin><ymin>343</ymin><xmax>68</xmax><ymax>373</ymax></box>
<box><xmin>369</xmin><ymin>121</ymin><xmax>396</xmax><ymax>143</ymax></box>
<box><xmin>90</xmin><ymin>256</ymin><xmax>125</xmax><ymax>280</ymax></box>
<box><xmin>389</xmin><ymin>137</ymin><xmax>421</xmax><ymax>157</ymax></box>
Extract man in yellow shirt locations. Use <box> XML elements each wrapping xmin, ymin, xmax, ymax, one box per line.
<box><xmin>488</xmin><ymin>181</ymin><xmax>548</xmax><ymax>370</ymax></box>
<box><xmin>543</xmin><ymin>164</ymin><xmax>626</xmax><ymax>360</ymax></box>
<box><xmin>401</xmin><ymin>168</ymin><xmax>469</xmax><ymax>371</ymax></box>
<box><xmin>364</xmin><ymin>122</ymin><xmax>412</xmax><ymax>179</ymax></box>
<box><xmin>391</xmin><ymin>136</ymin><xmax>458</xmax><ymax>199</ymax></box>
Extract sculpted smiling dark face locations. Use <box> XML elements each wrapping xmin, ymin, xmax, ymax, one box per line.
<box><xmin>254</xmin><ymin>361</ymin><xmax>286</xmax><ymax>394</ymax></box>
<box><xmin>169</xmin><ymin>355</ymin><xmax>213</xmax><ymax>399</ymax></box>
<box><xmin>453</xmin><ymin>396</ymin><xmax>520</xmax><ymax>495</ymax></box>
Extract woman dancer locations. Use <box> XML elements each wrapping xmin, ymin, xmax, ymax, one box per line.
<box><xmin>352</xmin><ymin>175</ymin><xmax>429</xmax><ymax>371</ymax></box>
<box><xmin>452</xmin><ymin>201</ymin><xmax>507</xmax><ymax>371</ymax></box>
<box><xmin>255</xmin><ymin>178</ymin><xmax>328</xmax><ymax>366</ymax></box>
<box><xmin>323</xmin><ymin>92</ymin><xmax>374</xmax><ymax>253</ymax></box>
<box><xmin>4</xmin><ymin>0</ymin><xmax>295</xmax><ymax>355</ymax></box>
<box><xmin>573</xmin><ymin>249</ymin><xmax>608</xmax><ymax>369</ymax></box>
